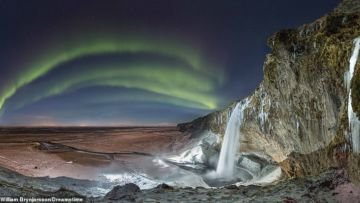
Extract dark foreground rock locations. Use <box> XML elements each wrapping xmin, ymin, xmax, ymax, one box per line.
<box><xmin>104</xmin><ymin>183</ymin><xmax>140</xmax><ymax>201</ymax></box>
<box><xmin>0</xmin><ymin>166</ymin><xmax>359</xmax><ymax>203</ymax></box>
<box><xmin>96</xmin><ymin>169</ymin><xmax>359</xmax><ymax>202</ymax></box>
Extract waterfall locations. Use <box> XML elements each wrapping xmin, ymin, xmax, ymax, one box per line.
<box><xmin>216</xmin><ymin>98</ymin><xmax>249</xmax><ymax>179</ymax></box>
<box><xmin>345</xmin><ymin>37</ymin><xmax>360</xmax><ymax>153</ymax></box>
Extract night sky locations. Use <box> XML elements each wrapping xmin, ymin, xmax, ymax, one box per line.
<box><xmin>0</xmin><ymin>0</ymin><xmax>339</xmax><ymax>126</ymax></box>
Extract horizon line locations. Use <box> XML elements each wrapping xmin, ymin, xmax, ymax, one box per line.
<box><xmin>0</xmin><ymin>124</ymin><xmax>178</xmax><ymax>128</ymax></box>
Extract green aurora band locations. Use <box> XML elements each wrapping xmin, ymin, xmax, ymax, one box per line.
<box><xmin>1</xmin><ymin>34</ymin><xmax>224</xmax><ymax>112</ymax></box>
<box><xmin>9</xmin><ymin>61</ymin><xmax>219</xmax><ymax>110</ymax></box>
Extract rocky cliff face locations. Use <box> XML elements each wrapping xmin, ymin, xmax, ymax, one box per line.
<box><xmin>179</xmin><ymin>0</ymin><xmax>360</xmax><ymax>183</ymax></box>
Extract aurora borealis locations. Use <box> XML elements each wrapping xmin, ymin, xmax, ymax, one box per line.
<box><xmin>3</xmin><ymin>34</ymin><xmax>223</xmax><ymax>109</ymax></box>
<box><xmin>0</xmin><ymin>0</ymin><xmax>339</xmax><ymax>126</ymax></box>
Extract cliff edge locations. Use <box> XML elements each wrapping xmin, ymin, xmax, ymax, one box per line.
<box><xmin>179</xmin><ymin>0</ymin><xmax>360</xmax><ymax>183</ymax></box>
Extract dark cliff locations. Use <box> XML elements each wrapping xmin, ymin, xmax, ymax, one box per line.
<box><xmin>179</xmin><ymin>0</ymin><xmax>360</xmax><ymax>183</ymax></box>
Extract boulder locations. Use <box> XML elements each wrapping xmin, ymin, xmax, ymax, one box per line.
<box><xmin>104</xmin><ymin>183</ymin><xmax>140</xmax><ymax>201</ymax></box>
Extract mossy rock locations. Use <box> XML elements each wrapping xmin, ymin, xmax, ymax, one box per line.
<box><xmin>264</xmin><ymin>55</ymin><xmax>278</xmax><ymax>85</ymax></box>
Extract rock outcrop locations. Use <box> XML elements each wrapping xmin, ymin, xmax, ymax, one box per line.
<box><xmin>179</xmin><ymin>0</ymin><xmax>360</xmax><ymax>183</ymax></box>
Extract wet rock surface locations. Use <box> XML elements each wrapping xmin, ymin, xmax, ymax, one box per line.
<box><xmin>0</xmin><ymin>167</ymin><xmax>358</xmax><ymax>203</ymax></box>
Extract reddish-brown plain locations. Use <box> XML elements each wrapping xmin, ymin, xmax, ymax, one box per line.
<box><xmin>0</xmin><ymin>127</ymin><xmax>189</xmax><ymax>180</ymax></box>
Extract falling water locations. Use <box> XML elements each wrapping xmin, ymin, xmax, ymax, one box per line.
<box><xmin>345</xmin><ymin>37</ymin><xmax>360</xmax><ymax>153</ymax></box>
<box><xmin>216</xmin><ymin>99</ymin><xmax>249</xmax><ymax>179</ymax></box>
